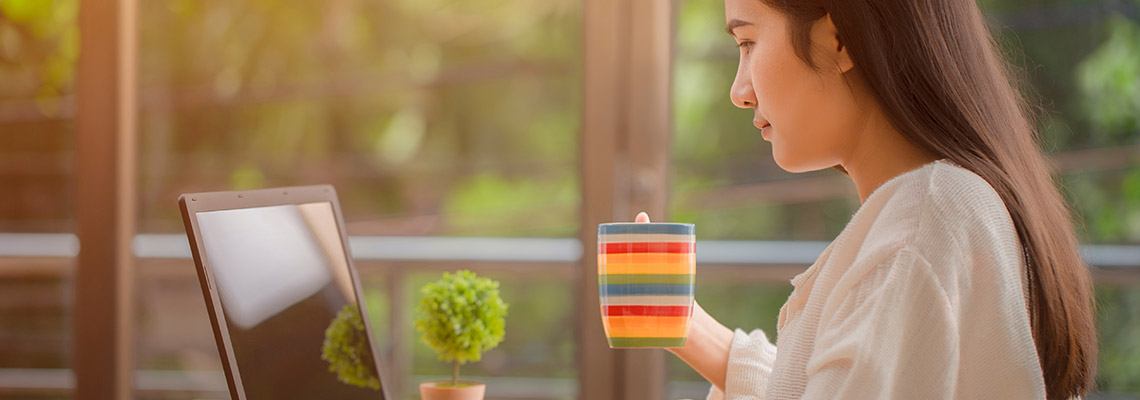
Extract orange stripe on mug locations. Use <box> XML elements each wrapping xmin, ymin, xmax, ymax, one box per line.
<box><xmin>599</xmin><ymin>261</ymin><xmax>694</xmax><ymax>275</ymax></box>
<box><xmin>602</xmin><ymin>316</ymin><xmax>689</xmax><ymax>338</ymax></box>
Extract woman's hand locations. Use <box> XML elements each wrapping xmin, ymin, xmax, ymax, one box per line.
<box><xmin>670</xmin><ymin>301</ymin><xmax>734</xmax><ymax>391</ymax></box>
<box><xmin>633</xmin><ymin>212</ymin><xmax>734</xmax><ymax>391</ymax></box>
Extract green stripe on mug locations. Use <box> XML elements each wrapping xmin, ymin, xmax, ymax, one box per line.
<box><xmin>599</xmin><ymin>274</ymin><xmax>694</xmax><ymax>285</ymax></box>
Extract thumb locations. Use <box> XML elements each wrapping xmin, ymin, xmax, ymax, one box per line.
<box><xmin>635</xmin><ymin>212</ymin><xmax>651</xmax><ymax>223</ymax></box>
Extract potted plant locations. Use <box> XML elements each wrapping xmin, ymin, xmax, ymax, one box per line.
<box><xmin>415</xmin><ymin>270</ymin><xmax>509</xmax><ymax>400</ymax></box>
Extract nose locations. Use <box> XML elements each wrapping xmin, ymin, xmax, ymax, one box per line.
<box><xmin>730</xmin><ymin>67</ymin><xmax>757</xmax><ymax>109</ymax></box>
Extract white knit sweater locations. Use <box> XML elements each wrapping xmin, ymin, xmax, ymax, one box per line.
<box><xmin>706</xmin><ymin>160</ymin><xmax>1046</xmax><ymax>399</ymax></box>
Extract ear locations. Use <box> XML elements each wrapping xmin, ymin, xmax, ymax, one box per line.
<box><xmin>812</xmin><ymin>13</ymin><xmax>854</xmax><ymax>74</ymax></box>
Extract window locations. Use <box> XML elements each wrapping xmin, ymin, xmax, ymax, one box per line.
<box><xmin>133</xmin><ymin>0</ymin><xmax>581</xmax><ymax>398</ymax></box>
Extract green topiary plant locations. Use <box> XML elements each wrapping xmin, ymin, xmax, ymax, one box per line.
<box><xmin>321</xmin><ymin>303</ymin><xmax>381</xmax><ymax>390</ymax></box>
<box><xmin>414</xmin><ymin>270</ymin><xmax>509</xmax><ymax>387</ymax></box>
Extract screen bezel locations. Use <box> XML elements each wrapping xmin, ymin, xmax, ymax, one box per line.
<box><xmin>178</xmin><ymin>185</ymin><xmax>389</xmax><ymax>400</ymax></box>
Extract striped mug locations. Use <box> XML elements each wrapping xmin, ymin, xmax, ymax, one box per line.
<box><xmin>597</xmin><ymin>222</ymin><xmax>695</xmax><ymax>348</ymax></box>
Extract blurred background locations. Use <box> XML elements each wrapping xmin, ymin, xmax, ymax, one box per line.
<box><xmin>1</xmin><ymin>0</ymin><xmax>1138</xmax><ymax>399</ymax></box>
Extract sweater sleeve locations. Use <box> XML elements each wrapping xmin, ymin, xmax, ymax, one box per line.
<box><xmin>704</xmin><ymin>328</ymin><xmax>778</xmax><ymax>400</ymax></box>
<box><xmin>800</xmin><ymin>248</ymin><xmax>960</xmax><ymax>399</ymax></box>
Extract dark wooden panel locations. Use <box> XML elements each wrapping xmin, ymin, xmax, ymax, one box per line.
<box><xmin>73</xmin><ymin>0</ymin><xmax>138</xmax><ymax>398</ymax></box>
<box><xmin>579</xmin><ymin>0</ymin><xmax>674</xmax><ymax>398</ymax></box>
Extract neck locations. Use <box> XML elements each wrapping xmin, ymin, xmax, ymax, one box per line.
<box><xmin>841</xmin><ymin>109</ymin><xmax>940</xmax><ymax>203</ymax></box>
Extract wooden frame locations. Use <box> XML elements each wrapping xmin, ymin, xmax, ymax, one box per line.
<box><xmin>73</xmin><ymin>0</ymin><xmax>137</xmax><ymax>398</ymax></box>
<box><xmin>579</xmin><ymin>0</ymin><xmax>675</xmax><ymax>398</ymax></box>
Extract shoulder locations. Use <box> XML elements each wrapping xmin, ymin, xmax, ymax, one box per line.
<box><xmin>925</xmin><ymin>161</ymin><xmax>1015</xmax><ymax>230</ymax></box>
<box><xmin>842</xmin><ymin>161</ymin><xmax>1024</xmax><ymax>304</ymax></box>
<box><xmin>919</xmin><ymin>161</ymin><xmax>1021</xmax><ymax>261</ymax></box>
<box><xmin>858</xmin><ymin>160</ymin><xmax>1020</xmax><ymax>258</ymax></box>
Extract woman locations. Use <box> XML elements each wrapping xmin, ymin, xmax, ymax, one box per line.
<box><xmin>641</xmin><ymin>0</ymin><xmax>1098</xmax><ymax>399</ymax></box>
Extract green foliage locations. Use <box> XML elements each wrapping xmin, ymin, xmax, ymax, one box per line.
<box><xmin>1062</xmin><ymin>168</ymin><xmax>1140</xmax><ymax>243</ymax></box>
<box><xmin>1077</xmin><ymin>15</ymin><xmax>1140</xmax><ymax>143</ymax></box>
<box><xmin>1096</xmin><ymin>286</ymin><xmax>1140</xmax><ymax>393</ymax></box>
<box><xmin>321</xmin><ymin>304</ymin><xmax>381</xmax><ymax>391</ymax></box>
<box><xmin>443</xmin><ymin>174</ymin><xmax>577</xmax><ymax>237</ymax></box>
<box><xmin>0</xmin><ymin>0</ymin><xmax>77</xmax><ymax>107</ymax></box>
<box><xmin>415</xmin><ymin>270</ymin><xmax>508</xmax><ymax>367</ymax></box>
<box><xmin>121</xmin><ymin>0</ymin><xmax>581</xmax><ymax>232</ymax></box>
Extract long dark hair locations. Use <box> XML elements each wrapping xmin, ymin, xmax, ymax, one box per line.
<box><xmin>760</xmin><ymin>0</ymin><xmax>1098</xmax><ymax>398</ymax></box>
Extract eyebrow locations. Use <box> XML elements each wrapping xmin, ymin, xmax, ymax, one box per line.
<box><xmin>725</xmin><ymin>19</ymin><xmax>754</xmax><ymax>36</ymax></box>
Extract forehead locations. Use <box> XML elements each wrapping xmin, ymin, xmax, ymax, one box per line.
<box><xmin>723</xmin><ymin>0</ymin><xmax>770</xmax><ymax>22</ymax></box>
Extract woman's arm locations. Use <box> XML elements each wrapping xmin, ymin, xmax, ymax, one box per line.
<box><xmin>667</xmin><ymin>302</ymin><xmax>735</xmax><ymax>391</ymax></box>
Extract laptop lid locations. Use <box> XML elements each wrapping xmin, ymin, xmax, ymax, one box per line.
<box><xmin>178</xmin><ymin>185</ymin><xmax>389</xmax><ymax>400</ymax></box>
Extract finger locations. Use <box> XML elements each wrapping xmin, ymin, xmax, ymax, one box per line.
<box><xmin>635</xmin><ymin>212</ymin><xmax>651</xmax><ymax>223</ymax></box>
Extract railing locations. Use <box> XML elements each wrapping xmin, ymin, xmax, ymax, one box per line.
<box><xmin>3</xmin><ymin>232</ymin><xmax>1136</xmax><ymax>268</ymax></box>
<box><xmin>1</xmin><ymin>233</ymin><xmax>1138</xmax><ymax>399</ymax></box>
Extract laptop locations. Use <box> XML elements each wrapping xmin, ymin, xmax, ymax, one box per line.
<box><xmin>178</xmin><ymin>185</ymin><xmax>389</xmax><ymax>400</ymax></box>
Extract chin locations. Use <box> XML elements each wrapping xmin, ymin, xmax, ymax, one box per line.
<box><xmin>771</xmin><ymin>145</ymin><xmax>834</xmax><ymax>173</ymax></box>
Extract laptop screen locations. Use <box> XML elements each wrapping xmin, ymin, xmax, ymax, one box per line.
<box><xmin>195</xmin><ymin>201</ymin><xmax>384</xmax><ymax>399</ymax></box>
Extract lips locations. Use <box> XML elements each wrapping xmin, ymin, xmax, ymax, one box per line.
<box><xmin>753</xmin><ymin>119</ymin><xmax>772</xmax><ymax>140</ymax></box>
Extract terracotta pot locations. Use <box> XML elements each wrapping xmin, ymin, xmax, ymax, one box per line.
<box><xmin>419</xmin><ymin>381</ymin><xmax>486</xmax><ymax>400</ymax></box>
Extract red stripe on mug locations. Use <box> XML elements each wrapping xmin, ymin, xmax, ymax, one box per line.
<box><xmin>603</xmin><ymin>305</ymin><xmax>691</xmax><ymax>317</ymax></box>
<box><xmin>600</xmin><ymin>242</ymin><xmax>693</xmax><ymax>254</ymax></box>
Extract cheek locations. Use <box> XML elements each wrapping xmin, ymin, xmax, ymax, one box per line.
<box><xmin>750</xmin><ymin>51</ymin><xmax>856</xmax><ymax>171</ymax></box>
<box><xmin>750</xmin><ymin>40</ymin><xmax>823</xmax><ymax>135</ymax></box>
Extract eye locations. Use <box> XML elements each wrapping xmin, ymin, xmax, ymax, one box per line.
<box><xmin>736</xmin><ymin>40</ymin><xmax>755</xmax><ymax>52</ymax></box>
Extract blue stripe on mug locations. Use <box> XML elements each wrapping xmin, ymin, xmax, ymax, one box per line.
<box><xmin>599</xmin><ymin>283</ymin><xmax>693</xmax><ymax>296</ymax></box>
<box><xmin>598</xmin><ymin>223</ymin><xmax>695</xmax><ymax>235</ymax></box>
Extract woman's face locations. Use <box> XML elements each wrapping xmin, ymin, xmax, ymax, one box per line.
<box><xmin>725</xmin><ymin>0</ymin><xmax>863</xmax><ymax>172</ymax></box>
